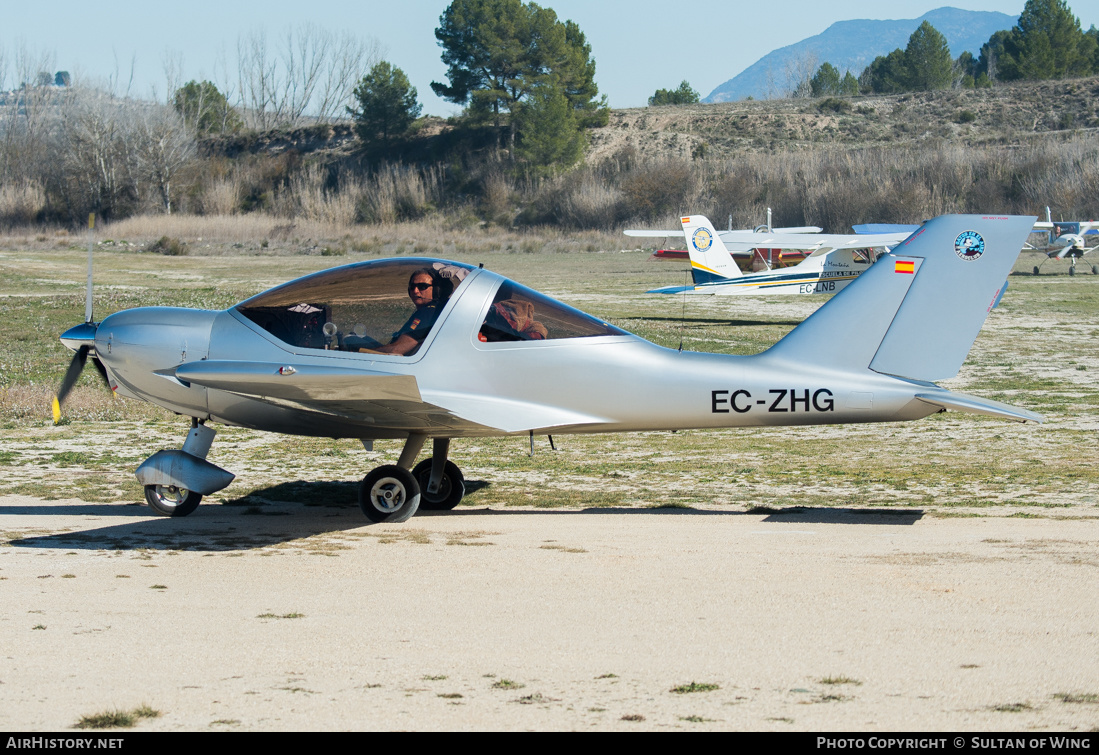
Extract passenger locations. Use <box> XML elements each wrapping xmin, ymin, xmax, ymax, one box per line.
<box><xmin>374</xmin><ymin>268</ymin><xmax>448</xmax><ymax>356</ymax></box>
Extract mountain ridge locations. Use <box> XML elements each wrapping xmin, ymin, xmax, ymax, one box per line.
<box><xmin>706</xmin><ymin>7</ymin><xmax>1018</xmax><ymax>103</ymax></box>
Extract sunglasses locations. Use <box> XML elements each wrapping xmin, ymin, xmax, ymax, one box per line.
<box><xmin>409</xmin><ymin>282</ymin><xmax>433</xmax><ymax>292</ymax></box>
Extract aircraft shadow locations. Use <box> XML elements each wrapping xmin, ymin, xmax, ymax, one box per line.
<box><xmin>6</xmin><ymin>480</ymin><xmax>922</xmax><ymax>552</ymax></box>
<box><xmin>442</xmin><ymin>505</ymin><xmax>923</xmax><ymax>525</ymax></box>
<box><xmin>757</xmin><ymin>507</ymin><xmax>923</xmax><ymax>525</ymax></box>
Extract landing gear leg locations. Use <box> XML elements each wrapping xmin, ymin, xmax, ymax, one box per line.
<box><xmin>139</xmin><ymin>418</ymin><xmax>232</xmax><ymax>518</ymax></box>
<box><xmin>358</xmin><ymin>434</ymin><xmax>425</xmax><ymax>523</ymax></box>
<box><xmin>412</xmin><ymin>438</ymin><xmax>465</xmax><ymax>511</ymax></box>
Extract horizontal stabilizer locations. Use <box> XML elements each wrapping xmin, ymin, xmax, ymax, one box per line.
<box><xmin>913</xmin><ymin>391</ymin><xmax>1044</xmax><ymax>424</ymax></box>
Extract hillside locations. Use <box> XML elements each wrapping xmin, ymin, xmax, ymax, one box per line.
<box><xmin>589</xmin><ymin>77</ymin><xmax>1099</xmax><ymax>164</ymax></box>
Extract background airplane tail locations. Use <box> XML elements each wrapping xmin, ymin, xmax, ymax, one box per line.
<box><xmin>767</xmin><ymin>215</ymin><xmax>1035</xmax><ymax>382</ymax></box>
<box><xmin>681</xmin><ymin>216</ymin><xmax>742</xmax><ymax>282</ymax></box>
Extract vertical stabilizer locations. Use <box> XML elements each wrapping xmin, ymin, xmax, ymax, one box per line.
<box><xmin>682</xmin><ymin>215</ymin><xmax>742</xmax><ymax>282</ymax></box>
<box><xmin>767</xmin><ymin>215</ymin><xmax>1035</xmax><ymax>381</ymax></box>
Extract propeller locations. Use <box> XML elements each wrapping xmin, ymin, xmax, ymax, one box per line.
<box><xmin>52</xmin><ymin>339</ymin><xmax>111</xmax><ymax>423</ymax></box>
<box><xmin>53</xmin><ymin>214</ymin><xmax>111</xmax><ymax>423</ymax></box>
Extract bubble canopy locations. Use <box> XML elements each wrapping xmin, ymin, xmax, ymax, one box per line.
<box><xmin>233</xmin><ymin>258</ymin><xmax>627</xmax><ymax>353</ymax></box>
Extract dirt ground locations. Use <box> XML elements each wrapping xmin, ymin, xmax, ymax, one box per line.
<box><xmin>1</xmin><ymin>498</ymin><xmax>1097</xmax><ymax>732</ymax></box>
<box><xmin>1</xmin><ymin>240</ymin><xmax>1096</xmax><ymax>732</ymax></box>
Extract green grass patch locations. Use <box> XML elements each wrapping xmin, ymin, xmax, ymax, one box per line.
<box><xmin>670</xmin><ymin>682</ymin><xmax>720</xmax><ymax>694</ymax></box>
<box><xmin>820</xmin><ymin>676</ymin><xmax>862</xmax><ymax>686</ymax></box>
<box><xmin>74</xmin><ymin>705</ymin><xmax>160</xmax><ymax>729</ymax></box>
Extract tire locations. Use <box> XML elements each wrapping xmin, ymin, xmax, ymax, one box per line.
<box><xmin>359</xmin><ymin>465</ymin><xmax>420</xmax><ymax>523</ymax></box>
<box><xmin>1033</xmin><ymin>266</ymin><xmax>1040</xmax><ymax>275</ymax></box>
<box><xmin>144</xmin><ymin>484</ymin><xmax>202</xmax><ymax>517</ymax></box>
<box><xmin>411</xmin><ymin>459</ymin><xmax>465</xmax><ymax>511</ymax></box>
<box><xmin>1092</xmin><ymin>265</ymin><xmax>1098</xmax><ymax>275</ymax></box>
<box><xmin>1069</xmin><ymin>266</ymin><xmax>1076</xmax><ymax>276</ymax></box>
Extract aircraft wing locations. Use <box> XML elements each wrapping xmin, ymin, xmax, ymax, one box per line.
<box><xmin>172</xmin><ymin>361</ymin><xmax>608</xmax><ymax>434</ymax></box>
<box><xmin>719</xmin><ymin>230</ymin><xmax>911</xmax><ymax>254</ymax></box>
<box><xmin>174</xmin><ymin>361</ymin><xmax>422</xmax><ymax>402</ymax></box>
<box><xmin>852</xmin><ymin>223</ymin><xmax>921</xmax><ymax>234</ymax></box>
<box><xmin>624</xmin><ymin>225</ymin><xmax>823</xmax><ymax>238</ymax></box>
<box><xmin>624</xmin><ymin>229</ymin><xmax>681</xmax><ymax>238</ymax></box>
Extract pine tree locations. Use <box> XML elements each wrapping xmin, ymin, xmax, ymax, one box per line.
<box><xmin>998</xmin><ymin>0</ymin><xmax>1096</xmax><ymax>80</ymax></box>
<box><xmin>347</xmin><ymin>62</ymin><xmax>422</xmax><ymax>150</ymax></box>
<box><xmin>648</xmin><ymin>81</ymin><xmax>700</xmax><ymax>106</ymax></box>
<box><xmin>903</xmin><ymin>21</ymin><xmax>953</xmax><ymax>90</ymax></box>
<box><xmin>173</xmin><ymin>81</ymin><xmax>242</xmax><ymax>136</ymax></box>
<box><xmin>841</xmin><ymin>71</ymin><xmax>859</xmax><ymax>95</ymax></box>
<box><xmin>431</xmin><ymin>0</ymin><xmax>606</xmax><ymax>157</ymax></box>
<box><xmin>862</xmin><ymin>49</ymin><xmax>909</xmax><ymax>93</ymax></box>
<box><xmin>514</xmin><ymin>80</ymin><xmax>585</xmax><ymax>172</ymax></box>
<box><xmin>809</xmin><ymin>63</ymin><xmax>842</xmax><ymax>96</ymax></box>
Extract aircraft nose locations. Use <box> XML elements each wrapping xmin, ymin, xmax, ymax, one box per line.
<box><xmin>93</xmin><ymin>308</ymin><xmax>218</xmax><ymax>414</ymax></box>
<box><xmin>95</xmin><ymin>307</ymin><xmax>217</xmax><ymax>373</ymax></box>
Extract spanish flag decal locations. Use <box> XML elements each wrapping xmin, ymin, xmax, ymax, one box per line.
<box><xmin>894</xmin><ymin>260</ymin><xmax>915</xmax><ymax>274</ymax></box>
<box><xmin>681</xmin><ymin>217</ymin><xmax>691</xmax><ymax>224</ymax></box>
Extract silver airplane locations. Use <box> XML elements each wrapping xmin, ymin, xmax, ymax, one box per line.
<box><xmin>55</xmin><ymin>214</ymin><xmax>1043</xmax><ymax>523</ymax></box>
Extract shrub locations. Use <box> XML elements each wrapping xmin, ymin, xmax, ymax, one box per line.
<box><xmin>147</xmin><ymin>236</ymin><xmax>187</xmax><ymax>255</ymax></box>
<box><xmin>817</xmin><ymin>98</ymin><xmax>852</xmax><ymax>114</ymax></box>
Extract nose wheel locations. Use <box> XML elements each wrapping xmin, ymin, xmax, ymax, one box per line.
<box><xmin>359</xmin><ymin>465</ymin><xmax>421</xmax><ymax>523</ymax></box>
<box><xmin>144</xmin><ymin>484</ymin><xmax>203</xmax><ymax>517</ymax></box>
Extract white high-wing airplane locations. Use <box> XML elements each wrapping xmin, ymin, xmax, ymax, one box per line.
<box><xmin>1028</xmin><ymin>211</ymin><xmax>1099</xmax><ymax>276</ymax></box>
<box><xmin>644</xmin><ymin>215</ymin><xmax>911</xmax><ymax>296</ymax></box>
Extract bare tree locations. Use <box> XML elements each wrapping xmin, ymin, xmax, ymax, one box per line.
<box><xmin>0</xmin><ymin>43</ymin><xmax>59</xmax><ymax>188</ymax></box>
<box><xmin>132</xmin><ymin>105</ymin><xmax>195</xmax><ymax>214</ymax></box>
<box><xmin>312</xmin><ymin>31</ymin><xmax>383</xmax><ymax>123</ymax></box>
<box><xmin>161</xmin><ymin>50</ymin><xmax>185</xmax><ymax>105</ymax></box>
<box><xmin>784</xmin><ymin>52</ymin><xmax>819</xmax><ymax>99</ymax></box>
<box><xmin>237</xmin><ymin>28</ymin><xmax>280</xmax><ymax>129</ymax></box>
<box><xmin>54</xmin><ymin>90</ymin><xmax>137</xmax><ymax>220</ymax></box>
<box><xmin>236</xmin><ymin>25</ymin><xmax>381</xmax><ymax>130</ymax></box>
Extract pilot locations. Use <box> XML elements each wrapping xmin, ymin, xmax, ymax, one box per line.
<box><xmin>374</xmin><ymin>268</ymin><xmax>450</xmax><ymax>356</ymax></box>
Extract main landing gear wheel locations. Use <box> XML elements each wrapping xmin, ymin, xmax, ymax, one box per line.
<box><xmin>411</xmin><ymin>459</ymin><xmax>465</xmax><ymax>511</ymax></box>
<box><xmin>359</xmin><ymin>465</ymin><xmax>420</xmax><ymax>523</ymax></box>
<box><xmin>1033</xmin><ymin>266</ymin><xmax>1041</xmax><ymax>275</ymax></box>
<box><xmin>144</xmin><ymin>484</ymin><xmax>202</xmax><ymax>517</ymax></box>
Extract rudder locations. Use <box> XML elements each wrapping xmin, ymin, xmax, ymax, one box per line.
<box><xmin>681</xmin><ymin>216</ymin><xmax>742</xmax><ymax>283</ymax></box>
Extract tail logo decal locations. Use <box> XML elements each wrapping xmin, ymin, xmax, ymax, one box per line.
<box><xmin>894</xmin><ymin>260</ymin><xmax>915</xmax><ymax>274</ymax></box>
<box><xmin>954</xmin><ymin>231</ymin><xmax>985</xmax><ymax>261</ymax></box>
<box><xmin>692</xmin><ymin>227</ymin><xmax>713</xmax><ymax>252</ymax></box>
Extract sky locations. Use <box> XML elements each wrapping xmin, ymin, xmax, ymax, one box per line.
<box><xmin>3</xmin><ymin>1</ymin><xmax>1097</xmax><ymax>116</ymax></box>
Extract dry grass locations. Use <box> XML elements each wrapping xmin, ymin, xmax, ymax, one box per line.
<box><xmin>0</xmin><ymin>182</ymin><xmax>47</xmax><ymax>227</ymax></box>
<box><xmin>0</xmin><ymin>385</ymin><xmax>170</xmax><ymax>423</ymax></box>
<box><xmin>93</xmin><ymin>211</ymin><xmax>626</xmax><ymax>257</ymax></box>
<box><xmin>532</xmin><ymin>134</ymin><xmax>1099</xmax><ymax>232</ymax></box>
